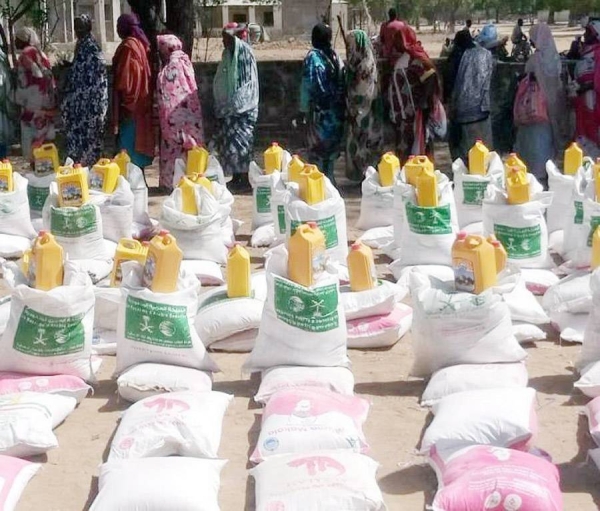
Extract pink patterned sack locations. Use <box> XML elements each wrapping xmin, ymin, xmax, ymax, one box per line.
<box><xmin>0</xmin><ymin>455</ymin><xmax>40</xmax><ymax>511</ymax></box>
<box><xmin>514</xmin><ymin>73</ymin><xmax>549</xmax><ymax>126</ymax></box>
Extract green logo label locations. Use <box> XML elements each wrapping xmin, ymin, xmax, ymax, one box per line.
<box><xmin>273</xmin><ymin>276</ymin><xmax>339</xmax><ymax>333</ymax></box>
<box><xmin>207</xmin><ymin>174</ymin><xmax>218</xmax><ymax>182</ymax></box>
<box><xmin>462</xmin><ymin>181</ymin><xmax>488</xmax><ymax>206</ymax></box>
<box><xmin>290</xmin><ymin>216</ymin><xmax>338</xmax><ymax>250</ymax></box>
<box><xmin>575</xmin><ymin>201</ymin><xmax>584</xmax><ymax>225</ymax></box>
<box><xmin>588</xmin><ymin>217</ymin><xmax>600</xmax><ymax>247</ymax></box>
<box><xmin>28</xmin><ymin>185</ymin><xmax>50</xmax><ymax>212</ymax></box>
<box><xmin>198</xmin><ymin>289</ymin><xmax>254</xmax><ymax>310</ymax></box>
<box><xmin>256</xmin><ymin>186</ymin><xmax>271</xmax><ymax>213</ymax></box>
<box><xmin>277</xmin><ymin>205</ymin><xmax>286</xmax><ymax>234</ymax></box>
<box><xmin>405</xmin><ymin>202</ymin><xmax>452</xmax><ymax>235</ymax></box>
<box><xmin>50</xmin><ymin>203</ymin><xmax>97</xmax><ymax>237</ymax></box>
<box><xmin>14</xmin><ymin>306</ymin><xmax>85</xmax><ymax>357</ymax></box>
<box><xmin>124</xmin><ymin>296</ymin><xmax>191</xmax><ymax>348</ymax></box>
<box><xmin>494</xmin><ymin>224</ymin><xmax>542</xmax><ymax>259</ymax></box>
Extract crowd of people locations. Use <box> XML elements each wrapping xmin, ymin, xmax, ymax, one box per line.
<box><xmin>2</xmin><ymin>12</ymin><xmax>600</xmax><ymax>192</ymax></box>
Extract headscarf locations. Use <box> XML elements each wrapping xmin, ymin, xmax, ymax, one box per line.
<box><xmin>393</xmin><ymin>25</ymin><xmax>434</xmax><ymax>69</ymax></box>
<box><xmin>15</xmin><ymin>27</ymin><xmax>40</xmax><ymax>48</ymax></box>
<box><xmin>477</xmin><ymin>23</ymin><xmax>498</xmax><ymax>48</ymax></box>
<box><xmin>312</xmin><ymin>23</ymin><xmax>336</xmax><ymax>63</ymax></box>
<box><xmin>224</xmin><ymin>22</ymin><xmax>248</xmax><ymax>42</ymax></box>
<box><xmin>529</xmin><ymin>23</ymin><xmax>561</xmax><ymax>77</ymax></box>
<box><xmin>446</xmin><ymin>29</ymin><xmax>476</xmax><ymax>100</ymax></box>
<box><xmin>117</xmin><ymin>13</ymin><xmax>150</xmax><ymax>50</ymax></box>
<box><xmin>76</xmin><ymin>14</ymin><xmax>93</xmax><ymax>36</ymax></box>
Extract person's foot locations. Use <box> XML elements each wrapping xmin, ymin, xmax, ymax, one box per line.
<box><xmin>228</xmin><ymin>173</ymin><xmax>251</xmax><ymax>193</ymax></box>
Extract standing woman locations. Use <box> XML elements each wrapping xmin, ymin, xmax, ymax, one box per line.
<box><xmin>515</xmin><ymin>23</ymin><xmax>566</xmax><ymax>187</ymax></box>
<box><xmin>112</xmin><ymin>14</ymin><xmax>155</xmax><ymax>170</ymax></box>
<box><xmin>156</xmin><ymin>34</ymin><xmax>204</xmax><ymax>192</ymax></box>
<box><xmin>388</xmin><ymin>25</ymin><xmax>439</xmax><ymax>161</ymax></box>
<box><xmin>213</xmin><ymin>24</ymin><xmax>259</xmax><ymax>191</ymax></box>
<box><xmin>345</xmin><ymin>29</ymin><xmax>383</xmax><ymax>181</ymax></box>
<box><xmin>300</xmin><ymin>23</ymin><xmax>345</xmax><ymax>185</ymax></box>
<box><xmin>62</xmin><ymin>15</ymin><xmax>108</xmax><ymax>166</ymax></box>
<box><xmin>14</xmin><ymin>27</ymin><xmax>56</xmax><ymax>161</ymax></box>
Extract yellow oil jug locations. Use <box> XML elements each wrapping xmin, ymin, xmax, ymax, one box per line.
<box><xmin>114</xmin><ymin>149</ymin><xmax>131</xmax><ymax>177</ymax></box>
<box><xmin>288</xmin><ymin>154</ymin><xmax>305</xmax><ymax>183</ymax></box>
<box><xmin>452</xmin><ymin>232</ymin><xmax>497</xmax><ymax>294</ymax></box>
<box><xmin>188</xmin><ymin>173</ymin><xmax>213</xmax><ymax>195</ymax></box>
<box><xmin>187</xmin><ymin>145</ymin><xmax>209</xmax><ymax>176</ymax></box>
<box><xmin>416</xmin><ymin>167</ymin><xmax>438</xmax><ymax>207</ymax></box>
<box><xmin>506</xmin><ymin>168</ymin><xmax>530</xmax><ymax>205</ymax></box>
<box><xmin>505</xmin><ymin>153</ymin><xmax>527</xmax><ymax>179</ymax></box>
<box><xmin>378</xmin><ymin>152</ymin><xmax>400</xmax><ymax>187</ymax></box>
<box><xmin>111</xmin><ymin>238</ymin><xmax>149</xmax><ymax>287</ymax></box>
<box><xmin>227</xmin><ymin>243</ymin><xmax>251</xmax><ymax>298</ymax></box>
<box><xmin>299</xmin><ymin>165</ymin><xmax>326</xmax><ymax>205</ymax></box>
<box><xmin>0</xmin><ymin>159</ymin><xmax>13</xmax><ymax>193</ymax></box>
<box><xmin>89</xmin><ymin>158</ymin><xmax>120</xmax><ymax>194</ymax></box>
<box><xmin>564</xmin><ymin>142</ymin><xmax>583</xmax><ymax>176</ymax></box>
<box><xmin>178</xmin><ymin>176</ymin><xmax>199</xmax><ymax>216</ymax></box>
<box><xmin>143</xmin><ymin>230</ymin><xmax>183</xmax><ymax>293</ymax></box>
<box><xmin>592</xmin><ymin>227</ymin><xmax>600</xmax><ymax>270</ymax></box>
<box><xmin>264</xmin><ymin>142</ymin><xmax>284</xmax><ymax>175</ymax></box>
<box><xmin>25</xmin><ymin>230</ymin><xmax>64</xmax><ymax>291</ymax></box>
<box><xmin>288</xmin><ymin>222</ymin><xmax>327</xmax><ymax>288</ymax></box>
<box><xmin>468</xmin><ymin>139</ymin><xmax>489</xmax><ymax>175</ymax></box>
<box><xmin>594</xmin><ymin>158</ymin><xmax>600</xmax><ymax>201</ymax></box>
<box><xmin>405</xmin><ymin>155</ymin><xmax>433</xmax><ymax>187</ymax></box>
<box><xmin>347</xmin><ymin>241</ymin><xmax>377</xmax><ymax>292</ymax></box>
<box><xmin>33</xmin><ymin>143</ymin><xmax>59</xmax><ymax>176</ymax></box>
<box><xmin>487</xmin><ymin>234</ymin><xmax>507</xmax><ymax>273</ymax></box>
<box><xmin>56</xmin><ymin>164</ymin><xmax>89</xmax><ymax>208</ymax></box>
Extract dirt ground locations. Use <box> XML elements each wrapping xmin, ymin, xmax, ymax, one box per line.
<box><xmin>0</xmin><ymin>155</ymin><xmax>598</xmax><ymax>510</ymax></box>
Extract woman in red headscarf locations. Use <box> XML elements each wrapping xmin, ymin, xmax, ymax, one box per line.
<box><xmin>387</xmin><ymin>24</ymin><xmax>440</xmax><ymax>161</ymax></box>
<box><xmin>112</xmin><ymin>13</ymin><xmax>155</xmax><ymax>169</ymax></box>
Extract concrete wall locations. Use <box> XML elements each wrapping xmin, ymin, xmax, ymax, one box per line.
<box><xmin>281</xmin><ymin>0</ymin><xmax>331</xmax><ymax>36</ymax></box>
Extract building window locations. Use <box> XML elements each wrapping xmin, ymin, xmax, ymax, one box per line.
<box><xmin>233</xmin><ymin>13</ymin><xmax>247</xmax><ymax>23</ymax></box>
<box><xmin>263</xmin><ymin>11</ymin><xmax>274</xmax><ymax>27</ymax></box>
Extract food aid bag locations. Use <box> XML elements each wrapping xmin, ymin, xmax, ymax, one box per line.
<box><xmin>26</xmin><ymin>172</ymin><xmax>55</xmax><ymax>221</ymax></box>
<box><xmin>409</xmin><ymin>271</ymin><xmax>526</xmax><ymax>377</ymax></box>
<box><xmin>284</xmin><ymin>177</ymin><xmax>348</xmax><ymax>265</ymax></box>
<box><xmin>172</xmin><ymin>154</ymin><xmax>226</xmax><ymax>188</ymax></box>
<box><xmin>243</xmin><ymin>244</ymin><xmax>348</xmax><ymax>373</ymax></box>
<box><xmin>92</xmin><ymin>286</ymin><xmax>120</xmax><ymax>355</ymax></box>
<box><xmin>0</xmin><ymin>455</ymin><xmax>40</xmax><ymax>508</ymax></box>
<box><xmin>249</xmin><ymin>160</ymin><xmax>288</xmax><ymax>230</ymax></box>
<box><xmin>452</xmin><ymin>152</ymin><xmax>503</xmax><ymax>229</ymax></box>
<box><xmin>89</xmin><ymin>176</ymin><xmax>134</xmax><ymax>244</ymax></box>
<box><xmin>160</xmin><ymin>184</ymin><xmax>231</xmax><ymax>264</ymax></box>
<box><xmin>0</xmin><ymin>173</ymin><xmax>37</xmax><ymax>258</ymax></box>
<box><xmin>115</xmin><ymin>263</ymin><xmax>218</xmax><ymax>376</ymax></box>
<box><xmin>123</xmin><ymin>163</ymin><xmax>155</xmax><ymax>239</ymax></box>
<box><xmin>356</xmin><ymin>166</ymin><xmax>395</xmax><ymax>230</ymax></box>
<box><xmin>543</xmin><ymin>271</ymin><xmax>592</xmax><ymax>315</ymax></box>
<box><xmin>482</xmin><ymin>184</ymin><xmax>553</xmax><ymax>269</ymax></box>
<box><xmin>0</xmin><ymin>261</ymin><xmax>98</xmax><ymax>381</ymax></box>
<box><xmin>393</xmin><ymin>171</ymin><xmax>459</xmax><ymax>267</ymax></box>
<box><xmin>268</xmin><ymin>174</ymin><xmax>290</xmax><ymax>247</ymax></box>
<box><xmin>577</xmin><ymin>268</ymin><xmax>600</xmax><ymax>370</ymax></box>
<box><xmin>42</xmin><ymin>183</ymin><xmax>109</xmax><ymax>261</ymax></box>
<box><xmin>560</xmin><ymin>168</ymin><xmax>592</xmax><ymax>263</ymax></box>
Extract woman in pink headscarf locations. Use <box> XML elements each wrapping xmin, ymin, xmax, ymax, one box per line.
<box><xmin>156</xmin><ymin>34</ymin><xmax>204</xmax><ymax>191</ymax></box>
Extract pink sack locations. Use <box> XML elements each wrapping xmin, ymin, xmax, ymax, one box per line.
<box><xmin>514</xmin><ymin>74</ymin><xmax>549</xmax><ymax>126</ymax></box>
<box><xmin>0</xmin><ymin>372</ymin><xmax>91</xmax><ymax>404</ymax></box>
<box><xmin>586</xmin><ymin>396</ymin><xmax>600</xmax><ymax>447</ymax></box>
<box><xmin>0</xmin><ymin>455</ymin><xmax>40</xmax><ymax>511</ymax></box>
<box><xmin>430</xmin><ymin>445</ymin><xmax>563</xmax><ymax>511</ymax></box>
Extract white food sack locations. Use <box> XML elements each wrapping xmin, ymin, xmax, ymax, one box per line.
<box><xmin>578</xmin><ymin>268</ymin><xmax>600</xmax><ymax>369</ymax></box>
<box><xmin>340</xmin><ymin>280</ymin><xmax>397</xmax><ymax>321</ymax></box>
<box><xmin>126</xmin><ymin>163</ymin><xmax>152</xmax><ymax>228</ymax></box>
<box><xmin>543</xmin><ymin>271</ymin><xmax>592</xmax><ymax>315</ymax></box>
<box><xmin>561</xmin><ymin>168</ymin><xmax>591</xmax><ymax>262</ymax></box>
<box><xmin>89</xmin><ymin>176</ymin><xmax>134</xmax><ymax>243</ymax></box>
<box><xmin>347</xmin><ymin>302</ymin><xmax>413</xmax><ymax>349</ymax></box>
<box><xmin>513</xmin><ymin>322</ymin><xmax>547</xmax><ymax>343</ymax></box>
<box><xmin>249</xmin><ymin>161</ymin><xmax>280</xmax><ymax>229</ymax></box>
<box><xmin>356</xmin><ymin>166</ymin><xmax>395</xmax><ymax>230</ymax></box>
<box><xmin>546</xmin><ymin>159</ymin><xmax>580</xmax><ymax>234</ymax></box>
<box><xmin>172</xmin><ymin>155</ymin><xmax>226</xmax><ymax>188</ymax></box>
<box><xmin>0</xmin><ymin>455</ymin><xmax>40</xmax><ymax>511</ymax></box>
<box><xmin>550</xmin><ymin>310</ymin><xmax>587</xmax><ymax>343</ymax></box>
<box><xmin>0</xmin><ymin>173</ymin><xmax>36</xmax><ymax>240</ymax></box>
<box><xmin>0</xmin><ymin>234</ymin><xmax>31</xmax><ymax>259</ymax></box>
<box><xmin>26</xmin><ymin>172</ymin><xmax>55</xmax><ymax>219</ymax></box>
<box><xmin>270</xmin><ymin>174</ymin><xmax>290</xmax><ymax>246</ymax></box>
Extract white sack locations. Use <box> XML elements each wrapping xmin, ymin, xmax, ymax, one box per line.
<box><xmin>249</xmin><ymin>161</ymin><xmax>280</xmax><ymax>229</ymax></box>
<box><xmin>547</xmin><ymin>159</ymin><xmax>581</xmax><ymax>234</ymax></box>
<box><xmin>356</xmin><ymin>166</ymin><xmax>395</xmax><ymax>230</ymax></box>
<box><xmin>543</xmin><ymin>271</ymin><xmax>592</xmax><ymax>314</ymax></box>
<box><xmin>0</xmin><ymin>173</ymin><xmax>36</xmax><ymax>239</ymax></box>
<box><xmin>25</xmin><ymin>172</ymin><xmax>55</xmax><ymax>219</ymax></box>
<box><xmin>0</xmin><ymin>234</ymin><xmax>32</xmax><ymax>259</ymax></box>
<box><xmin>347</xmin><ymin>302</ymin><xmax>413</xmax><ymax>349</ymax></box>
<box><xmin>550</xmin><ymin>310</ymin><xmax>587</xmax><ymax>343</ymax></box>
<box><xmin>561</xmin><ymin>169</ymin><xmax>591</xmax><ymax>262</ymax></box>
<box><xmin>89</xmin><ymin>176</ymin><xmax>134</xmax><ymax>243</ymax></box>
<box><xmin>340</xmin><ymin>280</ymin><xmax>397</xmax><ymax>321</ymax></box>
<box><xmin>172</xmin><ymin>155</ymin><xmax>226</xmax><ymax>188</ymax></box>
<box><xmin>578</xmin><ymin>268</ymin><xmax>600</xmax><ymax>369</ymax></box>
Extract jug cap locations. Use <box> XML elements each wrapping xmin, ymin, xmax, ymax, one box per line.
<box><xmin>271</xmin><ymin>142</ymin><xmax>279</xmax><ymax>147</ymax></box>
<box><xmin>476</xmin><ymin>139</ymin><xmax>483</xmax><ymax>143</ymax></box>
<box><xmin>1</xmin><ymin>158</ymin><xmax>8</xmax><ymax>163</ymax></box>
<box><xmin>351</xmin><ymin>242</ymin><xmax>363</xmax><ymax>251</ymax></box>
<box><xmin>307</xmin><ymin>222</ymin><xmax>318</xmax><ymax>229</ymax></box>
<box><xmin>159</xmin><ymin>229</ymin><xmax>170</xmax><ymax>236</ymax></box>
<box><xmin>74</xmin><ymin>163</ymin><xmax>82</xmax><ymax>168</ymax></box>
<box><xmin>457</xmin><ymin>231</ymin><xmax>467</xmax><ymax>240</ymax></box>
<box><xmin>38</xmin><ymin>230</ymin><xmax>48</xmax><ymax>237</ymax></box>
<box><xmin>142</xmin><ymin>241</ymin><xmax>150</xmax><ymax>247</ymax></box>
<box><xmin>490</xmin><ymin>239</ymin><xmax>501</xmax><ymax>247</ymax></box>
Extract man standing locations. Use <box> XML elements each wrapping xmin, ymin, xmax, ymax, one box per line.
<box><xmin>379</xmin><ymin>8</ymin><xmax>405</xmax><ymax>59</ymax></box>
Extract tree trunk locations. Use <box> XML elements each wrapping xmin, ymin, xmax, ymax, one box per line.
<box><xmin>548</xmin><ymin>9</ymin><xmax>555</xmax><ymax>25</ymax></box>
<box><xmin>495</xmin><ymin>8</ymin><xmax>499</xmax><ymax>24</ymax></box>
<box><xmin>165</xmin><ymin>0</ymin><xmax>195</xmax><ymax>57</ymax></box>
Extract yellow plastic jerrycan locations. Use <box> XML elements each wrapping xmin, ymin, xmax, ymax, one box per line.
<box><xmin>404</xmin><ymin>155</ymin><xmax>422</xmax><ymax>187</ymax></box>
<box><xmin>564</xmin><ymin>142</ymin><xmax>583</xmax><ymax>176</ymax></box>
<box><xmin>57</xmin><ymin>164</ymin><xmax>89</xmax><ymax>208</ymax></box>
<box><xmin>0</xmin><ymin>159</ymin><xmax>13</xmax><ymax>193</ymax></box>
<box><xmin>143</xmin><ymin>230</ymin><xmax>183</xmax><ymax>293</ymax></box>
<box><xmin>468</xmin><ymin>139</ymin><xmax>489</xmax><ymax>175</ymax></box>
<box><xmin>416</xmin><ymin>167</ymin><xmax>438</xmax><ymax>207</ymax></box>
<box><xmin>288</xmin><ymin>222</ymin><xmax>327</xmax><ymax>288</ymax></box>
<box><xmin>188</xmin><ymin>173</ymin><xmax>213</xmax><ymax>195</ymax></box>
<box><xmin>347</xmin><ymin>241</ymin><xmax>377</xmax><ymax>292</ymax></box>
<box><xmin>178</xmin><ymin>176</ymin><xmax>199</xmax><ymax>216</ymax></box>
<box><xmin>264</xmin><ymin>142</ymin><xmax>284</xmax><ymax>175</ymax></box>
<box><xmin>594</xmin><ymin>159</ymin><xmax>600</xmax><ymax>201</ymax></box>
<box><xmin>114</xmin><ymin>149</ymin><xmax>131</xmax><ymax>177</ymax></box>
<box><xmin>25</xmin><ymin>231</ymin><xmax>64</xmax><ymax>291</ymax></box>
<box><xmin>187</xmin><ymin>145</ymin><xmax>209</xmax><ymax>176</ymax></box>
<box><xmin>592</xmin><ymin>227</ymin><xmax>600</xmax><ymax>270</ymax></box>
<box><xmin>299</xmin><ymin>164</ymin><xmax>326</xmax><ymax>205</ymax></box>
<box><xmin>227</xmin><ymin>243</ymin><xmax>252</xmax><ymax>298</ymax></box>
<box><xmin>111</xmin><ymin>238</ymin><xmax>149</xmax><ymax>287</ymax></box>
<box><xmin>89</xmin><ymin>158</ymin><xmax>120</xmax><ymax>193</ymax></box>
<box><xmin>506</xmin><ymin>167</ymin><xmax>530</xmax><ymax>205</ymax></box>
<box><xmin>487</xmin><ymin>234</ymin><xmax>507</xmax><ymax>273</ymax></box>
<box><xmin>378</xmin><ymin>152</ymin><xmax>400</xmax><ymax>187</ymax></box>
<box><xmin>288</xmin><ymin>154</ymin><xmax>305</xmax><ymax>183</ymax></box>
<box><xmin>33</xmin><ymin>143</ymin><xmax>59</xmax><ymax>176</ymax></box>
<box><xmin>452</xmin><ymin>232</ymin><xmax>497</xmax><ymax>294</ymax></box>
<box><xmin>505</xmin><ymin>153</ymin><xmax>527</xmax><ymax>180</ymax></box>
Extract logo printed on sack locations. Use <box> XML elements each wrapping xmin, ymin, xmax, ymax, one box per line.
<box><xmin>27</xmin><ymin>185</ymin><xmax>50</xmax><ymax>212</ymax></box>
<box><xmin>263</xmin><ymin>437</ymin><xmax>280</xmax><ymax>452</ymax></box>
<box><xmin>50</xmin><ymin>203</ymin><xmax>97</xmax><ymax>237</ymax></box>
<box><xmin>256</xmin><ymin>186</ymin><xmax>272</xmax><ymax>213</ymax></box>
<box><xmin>287</xmin><ymin>456</ymin><xmax>346</xmax><ymax>476</ymax></box>
<box><xmin>277</xmin><ymin>205</ymin><xmax>286</xmax><ymax>234</ymax></box>
<box><xmin>405</xmin><ymin>202</ymin><xmax>452</xmax><ymax>235</ymax></box>
<box><xmin>494</xmin><ymin>224</ymin><xmax>542</xmax><ymax>259</ymax></box>
<box><xmin>290</xmin><ymin>216</ymin><xmax>338</xmax><ymax>249</ymax></box>
<box><xmin>143</xmin><ymin>397</ymin><xmax>190</xmax><ymax>413</ymax></box>
<box><xmin>274</xmin><ymin>277</ymin><xmax>339</xmax><ymax>333</ymax></box>
<box><xmin>588</xmin><ymin>216</ymin><xmax>600</xmax><ymax>247</ymax></box>
<box><xmin>124</xmin><ymin>296</ymin><xmax>192</xmax><ymax>348</ymax></box>
<box><xmin>13</xmin><ymin>306</ymin><xmax>86</xmax><ymax>357</ymax></box>
<box><xmin>574</xmin><ymin>201</ymin><xmax>584</xmax><ymax>225</ymax></box>
<box><xmin>462</xmin><ymin>181</ymin><xmax>489</xmax><ymax>206</ymax></box>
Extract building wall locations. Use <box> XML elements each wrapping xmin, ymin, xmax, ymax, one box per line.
<box><xmin>281</xmin><ymin>0</ymin><xmax>331</xmax><ymax>36</ymax></box>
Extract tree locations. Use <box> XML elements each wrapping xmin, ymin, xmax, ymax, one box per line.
<box><xmin>1</xmin><ymin>0</ymin><xmax>39</xmax><ymax>64</ymax></box>
<box><xmin>165</xmin><ymin>0</ymin><xmax>195</xmax><ymax>55</ymax></box>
